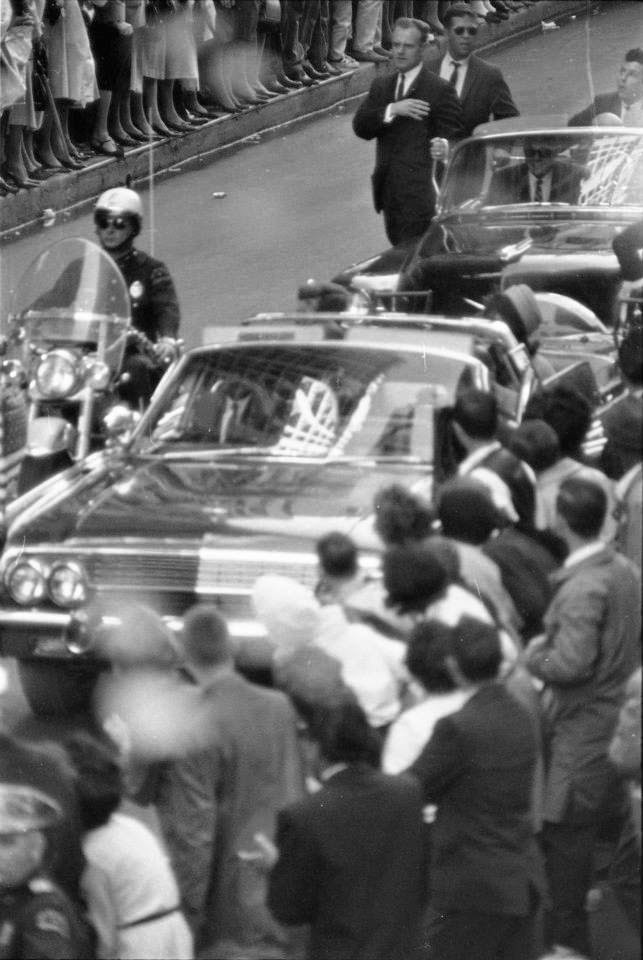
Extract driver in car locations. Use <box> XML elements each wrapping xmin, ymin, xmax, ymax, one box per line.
<box><xmin>93</xmin><ymin>187</ymin><xmax>181</xmax><ymax>408</ymax></box>
<box><xmin>487</xmin><ymin>136</ymin><xmax>587</xmax><ymax>205</ymax></box>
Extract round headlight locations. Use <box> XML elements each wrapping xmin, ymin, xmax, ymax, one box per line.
<box><xmin>35</xmin><ymin>349</ymin><xmax>80</xmax><ymax>399</ymax></box>
<box><xmin>48</xmin><ymin>562</ymin><xmax>87</xmax><ymax>608</ymax></box>
<box><xmin>82</xmin><ymin>357</ymin><xmax>111</xmax><ymax>391</ymax></box>
<box><xmin>6</xmin><ymin>559</ymin><xmax>48</xmax><ymax>605</ymax></box>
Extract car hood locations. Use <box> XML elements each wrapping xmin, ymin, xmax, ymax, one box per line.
<box><xmin>8</xmin><ymin>454</ymin><xmax>429</xmax><ymax>548</ymax></box>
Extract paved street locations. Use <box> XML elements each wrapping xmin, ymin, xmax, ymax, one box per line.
<box><xmin>0</xmin><ymin>2</ymin><xmax>641</xmax><ymax>352</ymax></box>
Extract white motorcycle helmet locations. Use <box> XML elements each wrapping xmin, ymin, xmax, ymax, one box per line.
<box><xmin>94</xmin><ymin>187</ymin><xmax>143</xmax><ymax>237</ymax></box>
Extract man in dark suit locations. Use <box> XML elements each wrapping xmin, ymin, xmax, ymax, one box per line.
<box><xmin>569</xmin><ymin>48</ymin><xmax>643</xmax><ymax>126</ymax></box>
<box><xmin>408</xmin><ymin>616</ymin><xmax>547</xmax><ymax>960</ymax></box>
<box><xmin>266</xmin><ymin>700</ymin><xmax>427</xmax><ymax>960</ymax></box>
<box><xmin>488</xmin><ymin>136</ymin><xmax>587</xmax><ymax>205</ymax></box>
<box><xmin>427</xmin><ymin>2</ymin><xmax>518</xmax><ymax>137</ymax></box>
<box><xmin>353</xmin><ymin>16</ymin><xmax>464</xmax><ymax>246</ymax></box>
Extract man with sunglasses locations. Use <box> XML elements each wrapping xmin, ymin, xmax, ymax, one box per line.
<box><xmin>428</xmin><ymin>2</ymin><xmax>518</xmax><ymax>138</ymax></box>
<box><xmin>487</xmin><ymin>135</ymin><xmax>586</xmax><ymax>205</ymax></box>
<box><xmin>94</xmin><ymin>187</ymin><xmax>181</xmax><ymax>408</ymax></box>
<box><xmin>353</xmin><ymin>16</ymin><xmax>464</xmax><ymax>246</ymax></box>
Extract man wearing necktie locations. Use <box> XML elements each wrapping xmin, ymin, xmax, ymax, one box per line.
<box><xmin>569</xmin><ymin>47</ymin><xmax>643</xmax><ymax>127</ymax></box>
<box><xmin>487</xmin><ymin>135</ymin><xmax>586</xmax><ymax>206</ymax></box>
<box><xmin>428</xmin><ymin>2</ymin><xmax>518</xmax><ymax>138</ymax></box>
<box><xmin>353</xmin><ymin>16</ymin><xmax>464</xmax><ymax>246</ymax></box>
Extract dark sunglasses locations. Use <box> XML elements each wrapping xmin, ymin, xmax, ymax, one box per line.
<box><xmin>94</xmin><ymin>212</ymin><xmax>129</xmax><ymax>230</ymax></box>
<box><xmin>525</xmin><ymin>148</ymin><xmax>555</xmax><ymax>159</ymax></box>
<box><xmin>453</xmin><ymin>26</ymin><xmax>478</xmax><ymax>36</ymax></box>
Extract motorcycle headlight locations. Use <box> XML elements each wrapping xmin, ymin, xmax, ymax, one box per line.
<box><xmin>35</xmin><ymin>349</ymin><xmax>81</xmax><ymax>399</ymax></box>
<box><xmin>48</xmin><ymin>561</ymin><xmax>88</xmax><ymax>608</ymax></box>
<box><xmin>5</xmin><ymin>559</ymin><xmax>48</xmax><ymax>605</ymax></box>
<box><xmin>82</xmin><ymin>357</ymin><xmax>111</xmax><ymax>391</ymax></box>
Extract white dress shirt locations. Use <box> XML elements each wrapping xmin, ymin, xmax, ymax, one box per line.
<box><xmin>439</xmin><ymin>53</ymin><xmax>470</xmax><ymax>98</ymax></box>
<box><xmin>384</xmin><ymin>62</ymin><xmax>424</xmax><ymax>122</ymax></box>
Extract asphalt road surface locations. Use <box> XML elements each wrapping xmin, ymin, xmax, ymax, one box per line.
<box><xmin>0</xmin><ymin>1</ymin><xmax>642</xmax><ymax>734</ymax></box>
<box><xmin>1</xmin><ymin>1</ymin><xmax>641</xmax><ymax>353</ymax></box>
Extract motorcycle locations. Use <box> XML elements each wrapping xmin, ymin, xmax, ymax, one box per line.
<box><xmin>5</xmin><ymin>237</ymin><xmax>180</xmax><ymax>493</ymax></box>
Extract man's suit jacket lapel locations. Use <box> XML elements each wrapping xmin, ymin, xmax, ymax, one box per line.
<box><xmin>459</xmin><ymin>54</ymin><xmax>479</xmax><ymax>107</ymax></box>
<box><xmin>405</xmin><ymin>65</ymin><xmax>426</xmax><ymax>99</ymax></box>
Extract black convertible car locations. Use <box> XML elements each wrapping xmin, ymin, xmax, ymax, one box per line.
<box><xmin>334</xmin><ymin>124</ymin><xmax>643</xmax><ymax>326</ymax></box>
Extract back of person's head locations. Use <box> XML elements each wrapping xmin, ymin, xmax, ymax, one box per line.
<box><xmin>453</xmin><ymin>389</ymin><xmax>498</xmax><ymax>441</ymax></box>
<box><xmin>374</xmin><ymin>484</ymin><xmax>433</xmax><ymax>546</ymax></box>
<box><xmin>450</xmin><ymin>616</ymin><xmax>502</xmax><ymax>683</ymax></box>
<box><xmin>618</xmin><ymin>325</ymin><xmax>643</xmax><ymax>387</ymax></box>
<box><xmin>63</xmin><ymin>732</ymin><xmax>122</xmax><ymax>832</ymax></box>
<box><xmin>309</xmin><ymin>699</ymin><xmax>381</xmax><ymax>768</ymax></box>
<box><xmin>442</xmin><ymin>2</ymin><xmax>478</xmax><ymax>26</ymax></box>
<box><xmin>625</xmin><ymin>47</ymin><xmax>643</xmax><ymax>68</ymax></box>
<box><xmin>556</xmin><ymin>475</ymin><xmax>607</xmax><ymax>539</ymax></box>
<box><xmin>525</xmin><ymin>384</ymin><xmax>591</xmax><ymax>458</ymax></box>
<box><xmin>508</xmin><ymin>419</ymin><xmax>561</xmax><ymax>473</ymax></box>
<box><xmin>383</xmin><ymin>542</ymin><xmax>450</xmax><ymax>614</ymax></box>
<box><xmin>316</xmin><ymin>532</ymin><xmax>358</xmax><ymax>579</ymax></box>
<box><xmin>182</xmin><ymin>603</ymin><xmax>232</xmax><ymax>668</ymax></box>
<box><xmin>437</xmin><ymin>477</ymin><xmax>500</xmax><ymax>544</ymax></box>
<box><xmin>406</xmin><ymin>619</ymin><xmax>457</xmax><ymax>693</ymax></box>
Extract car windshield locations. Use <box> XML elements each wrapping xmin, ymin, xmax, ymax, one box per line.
<box><xmin>441</xmin><ymin>130</ymin><xmax>643</xmax><ymax>212</ymax></box>
<box><xmin>136</xmin><ymin>344</ymin><xmax>482</xmax><ymax>463</ymax></box>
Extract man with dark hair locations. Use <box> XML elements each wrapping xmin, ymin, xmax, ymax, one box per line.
<box><xmin>427</xmin><ymin>1</ymin><xmax>518</xmax><ymax>137</ymax></box>
<box><xmin>525</xmin><ymin>476</ymin><xmax>641</xmax><ymax>957</ymax></box>
<box><xmin>601</xmin><ymin>325</ymin><xmax>643</xmax><ymax>480</ymax></box>
<box><xmin>569</xmin><ymin>48</ymin><xmax>643</xmax><ymax>127</ymax></box>
<box><xmin>408</xmin><ymin>616</ymin><xmax>546</xmax><ymax>960</ymax></box>
<box><xmin>265</xmin><ymin>699</ymin><xmax>426</xmax><ymax>960</ymax></box>
<box><xmin>451</xmin><ymin>387</ymin><xmax>536</xmax><ymax>526</ymax></box>
<box><xmin>353</xmin><ymin>16</ymin><xmax>464</xmax><ymax>245</ymax></box>
<box><xmin>315</xmin><ymin>531</ymin><xmax>360</xmax><ymax>603</ymax></box>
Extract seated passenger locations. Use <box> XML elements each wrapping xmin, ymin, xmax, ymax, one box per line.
<box><xmin>487</xmin><ymin>137</ymin><xmax>586</xmax><ymax>205</ymax></box>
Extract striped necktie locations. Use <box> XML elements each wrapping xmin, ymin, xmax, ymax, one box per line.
<box><xmin>449</xmin><ymin>61</ymin><xmax>460</xmax><ymax>89</ymax></box>
<box><xmin>534</xmin><ymin>176</ymin><xmax>543</xmax><ymax>202</ymax></box>
<box><xmin>395</xmin><ymin>72</ymin><xmax>405</xmax><ymax>100</ymax></box>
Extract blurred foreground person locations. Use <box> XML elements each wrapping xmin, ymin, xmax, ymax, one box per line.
<box><xmin>0</xmin><ymin>782</ymin><xmax>91</xmax><ymax>959</ymax></box>
<box><xmin>263</xmin><ymin>699</ymin><xmax>426</xmax><ymax>960</ymax></box>
<box><xmin>64</xmin><ymin>732</ymin><xmax>193</xmax><ymax>960</ymax></box>
<box><xmin>408</xmin><ymin>617</ymin><xmax>546</xmax><ymax>960</ymax></box>
<box><xmin>127</xmin><ymin>604</ymin><xmax>305</xmax><ymax>959</ymax></box>
<box><xmin>524</xmin><ymin>476</ymin><xmax>641</xmax><ymax>958</ymax></box>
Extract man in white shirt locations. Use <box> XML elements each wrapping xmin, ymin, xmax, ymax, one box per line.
<box><xmin>428</xmin><ymin>1</ymin><xmax>518</xmax><ymax>137</ymax></box>
<box><xmin>569</xmin><ymin>47</ymin><xmax>643</xmax><ymax>127</ymax></box>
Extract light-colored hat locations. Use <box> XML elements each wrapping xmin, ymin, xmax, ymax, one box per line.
<box><xmin>251</xmin><ymin>575</ymin><xmax>320</xmax><ymax>657</ymax></box>
<box><xmin>0</xmin><ymin>784</ymin><xmax>62</xmax><ymax>834</ymax></box>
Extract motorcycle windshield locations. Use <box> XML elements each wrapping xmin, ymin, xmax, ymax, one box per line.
<box><xmin>8</xmin><ymin>238</ymin><xmax>131</xmax><ymax>371</ymax></box>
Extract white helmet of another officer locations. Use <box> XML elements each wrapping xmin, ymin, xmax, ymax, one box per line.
<box><xmin>94</xmin><ymin>187</ymin><xmax>143</xmax><ymax>236</ymax></box>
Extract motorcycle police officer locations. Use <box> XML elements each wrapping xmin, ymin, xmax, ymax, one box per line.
<box><xmin>0</xmin><ymin>783</ymin><xmax>90</xmax><ymax>958</ymax></box>
<box><xmin>93</xmin><ymin>187</ymin><xmax>181</xmax><ymax>408</ymax></box>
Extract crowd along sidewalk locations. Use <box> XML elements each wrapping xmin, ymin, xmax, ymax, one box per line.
<box><xmin>0</xmin><ymin>0</ymin><xmax>589</xmax><ymax>243</ymax></box>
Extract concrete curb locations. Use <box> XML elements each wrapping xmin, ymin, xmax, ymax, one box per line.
<box><xmin>0</xmin><ymin>0</ymin><xmax>589</xmax><ymax>243</ymax></box>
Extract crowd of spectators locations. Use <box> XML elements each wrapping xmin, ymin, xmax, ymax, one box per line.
<box><xmin>0</xmin><ymin>0</ymin><xmax>538</xmax><ymax>194</ymax></box>
<box><xmin>2</xmin><ymin>324</ymin><xmax>640</xmax><ymax>959</ymax></box>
